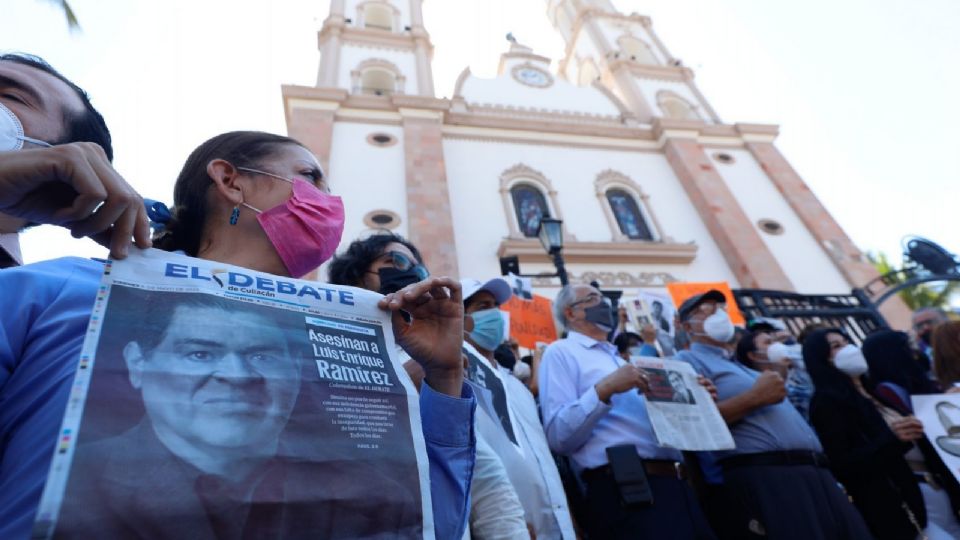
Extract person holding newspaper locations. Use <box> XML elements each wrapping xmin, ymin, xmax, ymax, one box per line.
<box><xmin>0</xmin><ymin>130</ymin><xmax>476</xmax><ymax>540</ymax></box>
<box><xmin>675</xmin><ymin>289</ymin><xmax>872</xmax><ymax>539</ymax></box>
<box><xmin>538</xmin><ymin>284</ymin><xmax>716</xmax><ymax>539</ymax></box>
<box><xmin>329</xmin><ymin>235</ymin><xmax>530</xmax><ymax>540</ymax></box>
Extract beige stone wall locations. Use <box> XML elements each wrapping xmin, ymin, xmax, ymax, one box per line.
<box><xmin>402</xmin><ymin>115</ymin><xmax>459</xmax><ymax>278</ymax></box>
<box><xmin>664</xmin><ymin>138</ymin><xmax>793</xmax><ymax>290</ymax></box>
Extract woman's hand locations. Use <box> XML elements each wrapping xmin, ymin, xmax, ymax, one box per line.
<box><xmin>890</xmin><ymin>416</ymin><xmax>925</xmax><ymax>442</ymax></box>
<box><xmin>379</xmin><ymin>277</ymin><xmax>464</xmax><ymax>397</ymax></box>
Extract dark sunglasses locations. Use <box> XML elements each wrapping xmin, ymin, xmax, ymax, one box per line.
<box><xmin>382</xmin><ymin>251</ymin><xmax>429</xmax><ymax>280</ymax></box>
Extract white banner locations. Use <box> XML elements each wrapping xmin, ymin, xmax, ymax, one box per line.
<box><xmin>33</xmin><ymin>249</ymin><xmax>433</xmax><ymax>539</ymax></box>
<box><xmin>913</xmin><ymin>393</ymin><xmax>960</xmax><ymax>484</ymax></box>
<box><xmin>632</xmin><ymin>357</ymin><xmax>735</xmax><ymax>451</ymax></box>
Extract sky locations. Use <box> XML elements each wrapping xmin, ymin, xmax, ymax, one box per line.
<box><xmin>4</xmin><ymin>0</ymin><xmax>959</xmax><ymax>283</ymax></box>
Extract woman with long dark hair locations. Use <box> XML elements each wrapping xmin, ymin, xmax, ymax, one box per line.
<box><xmin>863</xmin><ymin>330</ymin><xmax>960</xmax><ymax>538</ymax></box>
<box><xmin>804</xmin><ymin>328</ymin><xmax>940</xmax><ymax>539</ymax></box>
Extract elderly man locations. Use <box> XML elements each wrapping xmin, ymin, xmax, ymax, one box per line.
<box><xmin>539</xmin><ymin>284</ymin><xmax>715</xmax><ymax>539</ymax></box>
<box><xmin>0</xmin><ymin>53</ymin><xmax>150</xmax><ymax>265</ymax></box>
<box><xmin>461</xmin><ymin>276</ymin><xmax>576</xmax><ymax>540</ymax></box>
<box><xmin>913</xmin><ymin>307</ymin><xmax>949</xmax><ymax>365</ymax></box>
<box><xmin>675</xmin><ymin>290</ymin><xmax>871</xmax><ymax>539</ymax></box>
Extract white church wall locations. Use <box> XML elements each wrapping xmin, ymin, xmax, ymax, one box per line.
<box><xmin>636</xmin><ymin>80</ymin><xmax>705</xmax><ymax>119</ymax></box>
<box><xmin>344</xmin><ymin>0</ymin><xmax>411</xmax><ymax>30</ymax></box>
<box><xmin>442</xmin><ymin>138</ymin><xmax>741</xmax><ymax>287</ymax></box>
<box><xmin>460</xmin><ymin>68</ymin><xmax>621</xmax><ymax>117</ymax></box>
<box><xmin>338</xmin><ymin>44</ymin><xmax>419</xmax><ymax>95</ymax></box>
<box><xmin>327</xmin><ymin>122</ymin><xmax>409</xmax><ymax>249</ymax></box>
<box><xmin>596</xmin><ymin>19</ymin><xmax>668</xmax><ymax>66</ymax></box>
<box><xmin>709</xmin><ymin>149</ymin><xmax>851</xmax><ymax>294</ymax></box>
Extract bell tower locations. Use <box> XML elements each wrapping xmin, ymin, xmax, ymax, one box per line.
<box><xmin>548</xmin><ymin>0</ymin><xmax>720</xmax><ymax>124</ymax></box>
<box><xmin>316</xmin><ymin>0</ymin><xmax>435</xmax><ymax>97</ymax></box>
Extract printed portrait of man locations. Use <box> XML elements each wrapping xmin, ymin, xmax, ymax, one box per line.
<box><xmin>651</xmin><ymin>300</ymin><xmax>671</xmax><ymax>334</ymax></box>
<box><xmin>53</xmin><ymin>289</ymin><xmax>421</xmax><ymax>540</ymax></box>
<box><xmin>667</xmin><ymin>370</ymin><xmax>695</xmax><ymax>405</ymax></box>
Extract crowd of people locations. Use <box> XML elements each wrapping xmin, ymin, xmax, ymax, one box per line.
<box><xmin>3</xmin><ymin>52</ymin><xmax>960</xmax><ymax>540</ymax></box>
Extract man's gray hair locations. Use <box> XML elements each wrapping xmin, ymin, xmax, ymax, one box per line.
<box><xmin>554</xmin><ymin>285</ymin><xmax>579</xmax><ymax>331</ymax></box>
<box><xmin>912</xmin><ymin>307</ymin><xmax>948</xmax><ymax>322</ymax></box>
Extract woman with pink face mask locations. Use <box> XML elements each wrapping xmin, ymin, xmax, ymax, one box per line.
<box><xmin>0</xmin><ymin>131</ymin><xmax>475</xmax><ymax>540</ymax></box>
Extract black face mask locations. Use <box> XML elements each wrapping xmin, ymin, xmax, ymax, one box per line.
<box><xmin>378</xmin><ymin>266</ymin><xmax>423</xmax><ymax>295</ymax></box>
<box><xmin>584</xmin><ymin>302</ymin><xmax>615</xmax><ymax>331</ymax></box>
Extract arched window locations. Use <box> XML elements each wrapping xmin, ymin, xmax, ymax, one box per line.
<box><xmin>578</xmin><ymin>59</ymin><xmax>600</xmax><ymax>86</ymax></box>
<box><xmin>360</xmin><ymin>68</ymin><xmax>395</xmax><ymax>96</ymax></box>
<box><xmin>362</xmin><ymin>3</ymin><xmax>394</xmax><ymax>31</ymax></box>
<box><xmin>658</xmin><ymin>91</ymin><xmax>700</xmax><ymax>120</ymax></box>
<box><xmin>510</xmin><ymin>184</ymin><xmax>551</xmax><ymax>238</ymax></box>
<box><xmin>619</xmin><ymin>36</ymin><xmax>658</xmax><ymax>65</ymax></box>
<box><xmin>595</xmin><ymin>170</ymin><xmax>665</xmax><ymax>242</ymax></box>
<box><xmin>605</xmin><ymin>189</ymin><xmax>653</xmax><ymax>240</ymax></box>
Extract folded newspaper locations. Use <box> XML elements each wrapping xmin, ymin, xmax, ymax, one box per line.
<box><xmin>632</xmin><ymin>357</ymin><xmax>735</xmax><ymax>451</ymax></box>
<box><xmin>33</xmin><ymin>249</ymin><xmax>434</xmax><ymax>539</ymax></box>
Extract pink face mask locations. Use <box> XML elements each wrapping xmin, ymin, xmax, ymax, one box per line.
<box><xmin>238</xmin><ymin>168</ymin><xmax>345</xmax><ymax>278</ymax></box>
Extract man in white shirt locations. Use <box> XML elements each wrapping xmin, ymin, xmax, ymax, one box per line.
<box><xmin>539</xmin><ymin>284</ymin><xmax>715</xmax><ymax>539</ymax></box>
<box><xmin>461</xmin><ymin>277</ymin><xmax>577</xmax><ymax>540</ymax></box>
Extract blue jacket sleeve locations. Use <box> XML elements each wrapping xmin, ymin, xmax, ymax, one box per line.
<box><xmin>419</xmin><ymin>381</ymin><xmax>477</xmax><ymax>540</ymax></box>
<box><xmin>0</xmin><ymin>258</ymin><xmax>101</xmax><ymax>540</ymax></box>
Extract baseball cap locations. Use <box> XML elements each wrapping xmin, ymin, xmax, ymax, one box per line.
<box><xmin>677</xmin><ymin>289</ymin><xmax>727</xmax><ymax>321</ymax></box>
<box><xmin>460</xmin><ymin>277</ymin><xmax>513</xmax><ymax>305</ymax></box>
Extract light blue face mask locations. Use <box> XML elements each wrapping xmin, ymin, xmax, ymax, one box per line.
<box><xmin>468</xmin><ymin>308</ymin><xmax>506</xmax><ymax>352</ymax></box>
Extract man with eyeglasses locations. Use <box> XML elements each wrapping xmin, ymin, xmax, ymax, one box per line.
<box><xmin>675</xmin><ymin>290</ymin><xmax>871</xmax><ymax>539</ymax></box>
<box><xmin>538</xmin><ymin>284</ymin><xmax>716</xmax><ymax>539</ymax></box>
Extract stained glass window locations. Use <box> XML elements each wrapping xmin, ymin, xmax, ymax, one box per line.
<box><xmin>606</xmin><ymin>189</ymin><xmax>653</xmax><ymax>240</ymax></box>
<box><xmin>510</xmin><ymin>184</ymin><xmax>550</xmax><ymax>238</ymax></box>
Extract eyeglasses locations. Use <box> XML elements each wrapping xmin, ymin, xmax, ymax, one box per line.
<box><xmin>381</xmin><ymin>251</ymin><xmax>429</xmax><ymax>280</ymax></box>
<box><xmin>571</xmin><ymin>293</ymin><xmax>607</xmax><ymax>309</ymax></box>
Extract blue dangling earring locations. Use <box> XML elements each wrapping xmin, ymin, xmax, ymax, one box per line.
<box><xmin>229</xmin><ymin>205</ymin><xmax>240</xmax><ymax>225</ymax></box>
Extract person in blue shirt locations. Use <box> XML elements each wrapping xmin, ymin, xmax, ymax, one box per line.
<box><xmin>0</xmin><ymin>130</ymin><xmax>476</xmax><ymax>540</ymax></box>
<box><xmin>675</xmin><ymin>289</ymin><xmax>871</xmax><ymax>540</ymax></box>
<box><xmin>539</xmin><ymin>284</ymin><xmax>716</xmax><ymax>539</ymax></box>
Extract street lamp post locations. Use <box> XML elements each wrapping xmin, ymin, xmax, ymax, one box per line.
<box><xmin>498</xmin><ymin>217</ymin><xmax>569</xmax><ymax>286</ymax></box>
<box><xmin>537</xmin><ymin>217</ymin><xmax>568</xmax><ymax>286</ymax></box>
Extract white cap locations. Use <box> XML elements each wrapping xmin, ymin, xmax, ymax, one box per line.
<box><xmin>460</xmin><ymin>277</ymin><xmax>513</xmax><ymax>305</ymax></box>
<box><xmin>0</xmin><ymin>233</ymin><xmax>22</xmax><ymax>266</ymax></box>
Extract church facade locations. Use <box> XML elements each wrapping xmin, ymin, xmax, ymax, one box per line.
<box><xmin>282</xmin><ymin>0</ymin><xmax>907</xmax><ymax>324</ymax></box>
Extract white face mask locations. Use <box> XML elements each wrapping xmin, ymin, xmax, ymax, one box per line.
<box><xmin>768</xmin><ymin>342</ymin><xmax>805</xmax><ymax>369</ymax></box>
<box><xmin>833</xmin><ymin>344</ymin><xmax>868</xmax><ymax>377</ymax></box>
<box><xmin>702</xmin><ymin>309</ymin><xmax>735</xmax><ymax>343</ymax></box>
<box><xmin>0</xmin><ymin>102</ymin><xmax>52</xmax><ymax>152</ymax></box>
<box><xmin>512</xmin><ymin>361</ymin><xmax>531</xmax><ymax>382</ymax></box>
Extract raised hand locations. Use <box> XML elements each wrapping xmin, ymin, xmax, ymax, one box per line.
<box><xmin>596</xmin><ymin>364</ymin><xmax>650</xmax><ymax>403</ymax></box>
<box><xmin>751</xmin><ymin>370</ymin><xmax>787</xmax><ymax>406</ymax></box>
<box><xmin>378</xmin><ymin>276</ymin><xmax>464</xmax><ymax>397</ymax></box>
<box><xmin>0</xmin><ymin>143</ymin><xmax>150</xmax><ymax>258</ymax></box>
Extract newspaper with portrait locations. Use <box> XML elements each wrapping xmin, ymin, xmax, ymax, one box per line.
<box><xmin>631</xmin><ymin>356</ymin><xmax>735</xmax><ymax>451</ymax></box>
<box><xmin>32</xmin><ymin>249</ymin><xmax>434</xmax><ymax>539</ymax></box>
